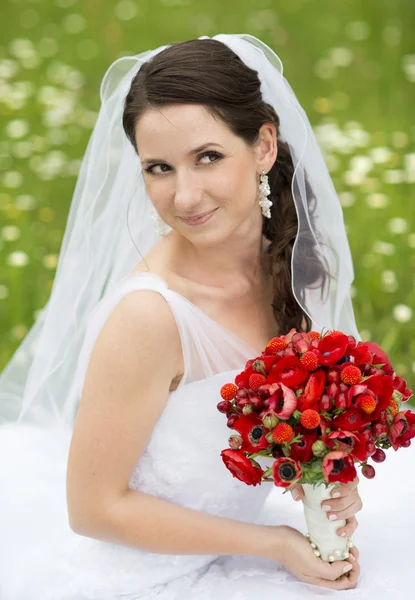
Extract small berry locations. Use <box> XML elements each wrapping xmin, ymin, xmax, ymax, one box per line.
<box><xmin>372</xmin><ymin>449</ymin><xmax>386</xmax><ymax>463</ymax></box>
<box><xmin>226</xmin><ymin>414</ymin><xmax>238</xmax><ymax>428</ymax></box>
<box><xmin>308</xmin><ymin>331</ymin><xmax>321</xmax><ymax>340</ymax></box>
<box><xmin>340</xmin><ymin>365</ymin><xmax>362</xmax><ymax>385</ymax></box>
<box><xmin>362</xmin><ymin>464</ymin><xmax>376</xmax><ymax>479</ymax></box>
<box><xmin>266</xmin><ymin>337</ymin><xmax>288</xmax><ymax>353</ymax></box>
<box><xmin>357</xmin><ymin>394</ymin><xmax>376</xmax><ymax>414</ymax></box>
<box><xmin>388</xmin><ymin>400</ymin><xmax>398</xmax><ymax>416</ymax></box>
<box><xmin>272</xmin><ymin>423</ymin><xmax>294</xmax><ymax>444</ymax></box>
<box><xmin>220</xmin><ymin>383</ymin><xmax>238</xmax><ymax>401</ymax></box>
<box><xmin>249</xmin><ymin>373</ymin><xmax>267</xmax><ymax>392</ymax></box>
<box><xmin>217</xmin><ymin>400</ymin><xmax>232</xmax><ymax>414</ymax></box>
<box><xmin>300</xmin><ymin>351</ymin><xmax>319</xmax><ymax>371</ymax></box>
<box><xmin>300</xmin><ymin>409</ymin><xmax>321</xmax><ymax>429</ymax></box>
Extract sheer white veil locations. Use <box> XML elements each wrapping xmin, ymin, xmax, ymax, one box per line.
<box><xmin>0</xmin><ymin>33</ymin><xmax>360</xmax><ymax>429</ymax></box>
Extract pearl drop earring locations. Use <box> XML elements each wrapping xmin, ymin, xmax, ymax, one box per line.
<box><xmin>258</xmin><ymin>170</ymin><xmax>272</xmax><ymax>218</ymax></box>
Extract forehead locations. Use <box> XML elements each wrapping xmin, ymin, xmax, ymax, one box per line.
<box><xmin>134</xmin><ymin>104</ymin><xmax>239</xmax><ymax>156</ymax></box>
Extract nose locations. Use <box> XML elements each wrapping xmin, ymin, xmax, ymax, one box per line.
<box><xmin>174</xmin><ymin>168</ymin><xmax>204</xmax><ymax>215</ymax></box>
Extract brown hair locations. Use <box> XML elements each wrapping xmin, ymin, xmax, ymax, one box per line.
<box><xmin>122</xmin><ymin>38</ymin><xmax>329</xmax><ymax>335</ymax></box>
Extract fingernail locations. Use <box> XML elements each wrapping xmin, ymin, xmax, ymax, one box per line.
<box><xmin>343</xmin><ymin>564</ymin><xmax>353</xmax><ymax>573</ymax></box>
<box><xmin>340</xmin><ymin>532</ymin><xmax>346</xmax><ymax>537</ymax></box>
<box><xmin>292</xmin><ymin>489</ymin><xmax>300</xmax><ymax>501</ymax></box>
<box><xmin>332</xmin><ymin>492</ymin><xmax>341</xmax><ymax>498</ymax></box>
<box><xmin>329</xmin><ymin>514</ymin><xmax>337</xmax><ymax>521</ymax></box>
<box><xmin>322</xmin><ymin>505</ymin><xmax>331</xmax><ymax>512</ymax></box>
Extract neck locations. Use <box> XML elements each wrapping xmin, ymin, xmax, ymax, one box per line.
<box><xmin>171</xmin><ymin>219</ymin><xmax>271</xmax><ymax>294</ymax></box>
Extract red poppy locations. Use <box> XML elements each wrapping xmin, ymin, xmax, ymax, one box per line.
<box><xmin>388</xmin><ymin>410</ymin><xmax>415</xmax><ymax>451</ymax></box>
<box><xmin>322</xmin><ymin>451</ymin><xmax>357</xmax><ymax>484</ymax></box>
<box><xmin>268</xmin><ymin>355</ymin><xmax>309</xmax><ymax>388</ymax></box>
<box><xmin>267</xmin><ymin>383</ymin><xmax>298</xmax><ymax>419</ymax></box>
<box><xmin>289</xmin><ymin>426</ymin><xmax>318</xmax><ymax>463</ymax></box>
<box><xmin>392</xmin><ymin>376</ymin><xmax>413</xmax><ymax>403</ymax></box>
<box><xmin>324</xmin><ymin>430</ymin><xmax>368</xmax><ymax>462</ymax></box>
<box><xmin>364</xmin><ymin>342</ymin><xmax>394</xmax><ymax>375</ymax></box>
<box><xmin>316</xmin><ymin>332</ymin><xmax>349</xmax><ymax>366</ymax></box>
<box><xmin>331</xmin><ymin>407</ymin><xmax>370</xmax><ymax>432</ymax></box>
<box><xmin>272</xmin><ymin>457</ymin><xmax>302</xmax><ymax>488</ymax></box>
<box><xmin>233</xmin><ymin>413</ymin><xmax>270</xmax><ymax>454</ymax></box>
<box><xmin>297</xmin><ymin>369</ymin><xmax>326</xmax><ymax>411</ymax></box>
<box><xmin>221</xmin><ymin>449</ymin><xmax>264</xmax><ymax>486</ymax></box>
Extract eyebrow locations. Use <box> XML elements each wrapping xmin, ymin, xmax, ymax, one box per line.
<box><xmin>141</xmin><ymin>142</ymin><xmax>223</xmax><ymax>164</ymax></box>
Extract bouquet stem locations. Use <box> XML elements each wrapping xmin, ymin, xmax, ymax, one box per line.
<box><xmin>301</xmin><ymin>483</ymin><xmax>351</xmax><ymax>562</ymax></box>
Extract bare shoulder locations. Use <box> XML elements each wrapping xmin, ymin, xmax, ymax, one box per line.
<box><xmin>67</xmin><ymin>288</ymin><xmax>182</xmax><ymax>533</ymax></box>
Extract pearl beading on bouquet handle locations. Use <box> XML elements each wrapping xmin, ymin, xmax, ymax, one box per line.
<box><xmin>302</xmin><ymin>483</ymin><xmax>352</xmax><ymax>562</ymax></box>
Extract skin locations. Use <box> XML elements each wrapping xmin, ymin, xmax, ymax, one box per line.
<box><xmin>134</xmin><ymin>103</ymin><xmax>362</xmax><ymax>583</ymax></box>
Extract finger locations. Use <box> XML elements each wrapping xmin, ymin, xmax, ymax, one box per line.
<box><xmin>349</xmin><ymin>545</ymin><xmax>360</xmax><ymax>562</ymax></box>
<box><xmin>289</xmin><ymin>483</ymin><xmax>303</xmax><ymax>501</ymax></box>
<box><xmin>329</xmin><ymin>477</ymin><xmax>359</xmax><ymax>499</ymax></box>
<box><xmin>321</xmin><ymin>487</ymin><xmax>359</xmax><ymax>512</ymax></box>
<box><xmin>317</xmin><ymin>559</ymin><xmax>355</xmax><ymax>582</ymax></box>
<box><xmin>336</xmin><ymin>515</ymin><xmax>358</xmax><ymax>538</ymax></box>
<box><xmin>325</xmin><ymin>497</ymin><xmax>363</xmax><ymax>522</ymax></box>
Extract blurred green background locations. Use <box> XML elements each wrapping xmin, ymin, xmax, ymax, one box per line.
<box><xmin>1</xmin><ymin>0</ymin><xmax>414</xmax><ymax>397</ymax></box>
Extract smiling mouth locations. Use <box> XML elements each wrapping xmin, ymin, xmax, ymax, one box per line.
<box><xmin>179</xmin><ymin>208</ymin><xmax>217</xmax><ymax>220</ymax></box>
<box><xmin>178</xmin><ymin>208</ymin><xmax>219</xmax><ymax>225</ymax></box>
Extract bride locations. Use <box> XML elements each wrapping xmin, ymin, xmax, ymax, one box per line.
<box><xmin>0</xmin><ymin>34</ymin><xmax>413</xmax><ymax>600</ymax></box>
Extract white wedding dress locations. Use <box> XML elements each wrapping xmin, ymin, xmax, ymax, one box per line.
<box><xmin>0</xmin><ymin>271</ymin><xmax>414</xmax><ymax>600</ymax></box>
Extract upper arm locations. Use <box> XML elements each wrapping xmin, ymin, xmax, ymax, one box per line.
<box><xmin>66</xmin><ymin>290</ymin><xmax>182</xmax><ymax>533</ymax></box>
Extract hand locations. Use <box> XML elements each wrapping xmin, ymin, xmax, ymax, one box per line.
<box><xmin>289</xmin><ymin>477</ymin><xmax>362</xmax><ymax>538</ymax></box>
<box><xmin>276</xmin><ymin>525</ymin><xmax>360</xmax><ymax>590</ymax></box>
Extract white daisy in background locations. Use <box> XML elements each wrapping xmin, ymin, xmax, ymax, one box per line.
<box><xmin>387</xmin><ymin>217</ymin><xmax>408</xmax><ymax>235</ymax></box>
<box><xmin>7</xmin><ymin>251</ymin><xmax>29</xmax><ymax>267</ymax></box>
<box><xmin>392</xmin><ymin>304</ymin><xmax>413</xmax><ymax>323</ymax></box>
<box><xmin>366</xmin><ymin>193</ymin><xmax>390</xmax><ymax>208</ymax></box>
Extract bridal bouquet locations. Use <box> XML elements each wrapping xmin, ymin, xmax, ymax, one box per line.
<box><xmin>217</xmin><ymin>329</ymin><xmax>414</xmax><ymax>562</ymax></box>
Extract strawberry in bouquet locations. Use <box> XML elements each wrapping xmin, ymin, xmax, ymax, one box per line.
<box><xmin>217</xmin><ymin>329</ymin><xmax>414</xmax><ymax>562</ymax></box>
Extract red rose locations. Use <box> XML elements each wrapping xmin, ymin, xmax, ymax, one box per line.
<box><xmin>364</xmin><ymin>342</ymin><xmax>394</xmax><ymax>375</ymax></box>
<box><xmin>324</xmin><ymin>430</ymin><xmax>368</xmax><ymax>462</ymax></box>
<box><xmin>233</xmin><ymin>413</ymin><xmax>270</xmax><ymax>454</ymax></box>
<box><xmin>388</xmin><ymin>410</ymin><xmax>415</xmax><ymax>450</ymax></box>
<box><xmin>268</xmin><ymin>355</ymin><xmax>309</xmax><ymax>388</ymax></box>
<box><xmin>221</xmin><ymin>449</ymin><xmax>264</xmax><ymax>486</ymax></box>
<box><xmin>322</xmin><ymin>451</ymin><xmax>357</xmax><ymax>484</ymax></box>
<box><xmin>316</xmin><ymin>333</ymin><xmax>349</xmax><ymax>366</ymax></box>
<box><xmin>297</xmin><ymin>369</ymin><xmax>326</xmax><ymax>411</ymax></box>
<box><xmin>289</xmin><ymin>426</ymin><xmax>318</xmax><ymax>463</ymax></box>
<box><xmin>272</xmin><ymin>457</ymin><xmax>302</xmax><ymax>488</ymax></box>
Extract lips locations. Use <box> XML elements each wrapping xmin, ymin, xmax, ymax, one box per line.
<box><xmin>179</xmin><ymin>208</ymin><xmax>218</xmax><ymax>225</ymax></box>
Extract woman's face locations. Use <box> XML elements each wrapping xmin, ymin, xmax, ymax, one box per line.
<box><xmin>134</xmin><ymin>103</ymin><xmax>275</xmax><ymax>244</ymax></box>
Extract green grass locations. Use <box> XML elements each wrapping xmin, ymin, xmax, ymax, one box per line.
<box><xmin>1</xmin><ymin>0</ymin><xmax>414</xmax><ymax>398</ymax></box>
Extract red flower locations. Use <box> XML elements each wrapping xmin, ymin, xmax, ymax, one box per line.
<box><xmin>268</xmin><ymin>383</ymin><xmax>298</xmax><ymax>419</ymax></box>
<box><xmin>364</xmin><ymin>342</ymin><xmax>394</xmax><ymax>375</ymax></box>
<box><xmin>392</xmin><ymin>376</ymin><xmax>413</xmax><ymax>403</ymax></box>
<box><xmin>324</xmin><ymin>430</ymin><xmax>368</xmax><ymax>462</ymax></box>
<box><xmin>289</xmin><ymin>426</ymin><xmax>318</xmax><ymax>463</ymax></box>
<box><xmin>233</xmin><ymin>413</ymin><xmax>270</xmax><ymax>454</ymax></box>
<box><xmin>268</xmin><ymin>355</ymin><xmax>309</xmax><ymax>388</ymax></box>
<box><xmin>221</xmin><ymin>449</ymin><xmax>264</xmax><ymax>486</ymax></box>
<box><xmin>316</xmin><ymin>332</ymin><xmax>349</xmax><ymax>366</ymax></box>
<box><xmin>297</xmin><ymin>369</ymin><xmax>326</xmax><ymax>411</ymax></box>
<box><xmin>331</xmin><ymin>407</ymin><xmax>370</xmax><ymax>432</ymax></box>
<box><xmin>322</xmin><ymin>451</ymin><xmax>357</xmax><ymax>484</ymax></box>
<box><xmin>388</xmin><ymin>410</ymin><xmax>415</xmax><ymax>450</ymax></box>
<box><xmin>272</xmin><ymin>457</ymin><xmax>302</xmax><ymax>488</ymax></box>
<box><xmin>350</xmin><ymin>342</ymin><xmax>373</xmax><ymax>366</ymax></box>
<box><xmin>347</xmin><ymin>375</ymin><xmax>393</xmax><ymax>421</ymax></box>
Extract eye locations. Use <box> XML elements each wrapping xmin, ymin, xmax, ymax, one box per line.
<box><xmin>144</xmin><ymin>163</ymin><xmax>170</xmax><ymax>175</ymax></box>
<box><xmin>198</xmin><ymin>150</ymin><xmax>223</xmax><ymax>164</ymax></box>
